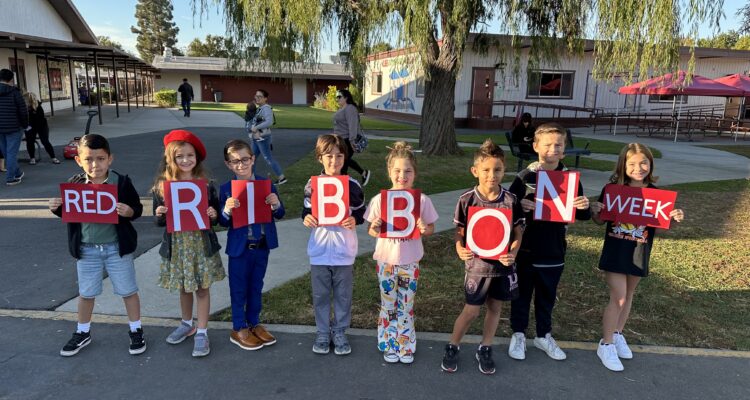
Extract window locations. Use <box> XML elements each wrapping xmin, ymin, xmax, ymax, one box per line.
<box><xmin>648</xmin><ymin>94</ymin><xmax>688</xmax><ymax>103</ymax></box>
<box><xmin>415</xmin><ymin>75</ymin><xmax>425</xmax><ymax>97</ymax></box>
<box><xmin>527</xmin><ymin>70</ymin><xmax>574</xmax><ymax>99</ymax></box>
<box><xmin>372</xmin><ymin>72</ymin><xmax>382</xmax><ymax>94</ymax></box>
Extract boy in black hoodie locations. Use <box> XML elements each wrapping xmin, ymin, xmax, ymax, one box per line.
<box><xmin>49</xmin><ymin>134</ymin><xmax>146</xmax><ymax>357</ymax></box>
<box><xmin>507</xmin><ymin>123</ymin><xmax>591</xmax><ymax>362</ymax></box>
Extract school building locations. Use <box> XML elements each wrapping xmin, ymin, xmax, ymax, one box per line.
<box><xmin>364</xmin><ymin>34</ymin><xmax>750</xmax><ymax>128</ymax></box>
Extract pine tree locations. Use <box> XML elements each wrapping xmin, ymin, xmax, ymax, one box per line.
<box><xmin>130</xmin><ymin>0</ymin><xmax>180</xmax><ymax>63</ymax></box>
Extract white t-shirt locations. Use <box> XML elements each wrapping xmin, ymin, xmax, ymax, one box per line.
<box><xmin>365</xmin><ymin>192</ymin><xmax>439</xmax><ymax>265</ymax></box>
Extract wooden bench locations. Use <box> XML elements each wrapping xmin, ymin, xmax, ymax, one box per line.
<box><xmin>564</xmin><ymin>129</ymin><xmax>591</xmax><ymax>169</ymax></box>
<box><xmin>505</xmin><ymin>131</ymin><xmax>535</xmax><ymax>171</ymax></box>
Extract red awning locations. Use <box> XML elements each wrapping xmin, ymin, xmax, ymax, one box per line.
<box><xmin>712</xmin><ymin>74</ymin><xmax>750</xmax><ymax>96</ymax></box>
<box><xmin>618</xmin><ymin>71</ymin><xmax>744</xmax><ymax>97</ymax></box>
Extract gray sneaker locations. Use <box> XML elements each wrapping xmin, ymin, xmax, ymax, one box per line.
<box><xmin>312</xmin><ymin>333</ymin><xmax>330</xmax><ymax>354</ymax></box>
<box><xmin>332</xmin><ymin>332</ymin><xmax>351</xmax><ymax>355</ymax></box>
<box><xmin>166</xmin><ymin>321</ymin><xmax>196</xmax><ymax>344</ymax></box>
<box><xmin>192</xmin><ymin>333</ymin><xmax>210</xmax><ymax>357</ymax></box>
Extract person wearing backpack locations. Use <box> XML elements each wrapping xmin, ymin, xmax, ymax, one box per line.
<box><xmin>249</xmin><ymin>89</ymin><xmax>286</xmax><ymax>185</ymax></box>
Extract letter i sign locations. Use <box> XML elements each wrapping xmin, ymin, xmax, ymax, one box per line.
<box><xmin>230</xmin><ymin>180</ymin><xmax>272</xmax><ymax>229</ymax></box>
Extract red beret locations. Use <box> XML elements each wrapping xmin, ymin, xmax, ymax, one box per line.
<box><xmin>163</xmin><ymin>129</ymin><xmax>207</xmax><ymax>161</ymax></box>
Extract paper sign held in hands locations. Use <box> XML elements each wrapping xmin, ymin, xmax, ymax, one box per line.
<box><xmin>534</xmin><ymin>170</ymin><xmax>580</xmax><ymax>223</ymax></box>
<box><xmin>466</xmin><ymin>206</ymin><xmax>512</xmax><ymax>260</ymax></box>
<box><xmin>599</xmin><ymin>184</ymin><xmax>678</xmax><ymax>229</ymax></box>
<box><xmin>231</xmin><ymin>180</ymin><xmax>272</xmax><ymax>229</ymax></box>
<box><xmin>380</xmin><ymin>189</ymin><xmax>421</xmax><ymax>239</ymax></box>
<box><xmin>311</xmin><ymin>175</ymin><xmax>350</xmax><ymax>226</ymax></box>
<box><xmin>164</xmin><ymin>180</ymin><xmax>209</xmax><ymax>233</ymax></box>
<box><xmin>60</xmin><ymin>183</ymin><xmax>119</xmax><ymax>224</ymax></box>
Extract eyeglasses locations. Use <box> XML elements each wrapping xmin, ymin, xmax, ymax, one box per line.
<box><xmin>254</xmin><ymin>94</ymin><xmax>264</xmax><ymax>99</ymax></box>
<box><xmin>227</xmin><ymin>157</ymin><xmax>253</xmax><ymax>166</ymax></box>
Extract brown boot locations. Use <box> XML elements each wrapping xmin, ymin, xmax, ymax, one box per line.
<box><xmin>251</xmin><ymin>325</ymin><xmax>277</xmax><ymax>346</ymax></box>
<box><xmin>229</xmin><ymin>329</ymin><xmax>263</xmax><ymax>350</ymax></box>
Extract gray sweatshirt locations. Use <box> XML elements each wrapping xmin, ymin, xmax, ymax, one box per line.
<box><xmin>252</xmin><ymin>104</ymin><xmax>274</xmax><ymax>136</ymax></box>
<box><xmin>333</xmin><ymin>104</ymin><xmax>359</xmax><ymax>141</ymax></box>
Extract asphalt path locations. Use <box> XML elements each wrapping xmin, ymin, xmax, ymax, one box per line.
<box><xmin>0</xmin><ymin>128</ymin><xmax>320</xmax><ymax>310</ymax></box>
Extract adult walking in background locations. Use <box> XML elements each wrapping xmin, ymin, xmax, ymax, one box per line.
<box><xmin>0</xmin><ymin>68</ymin><xmax>28</xmax><ymax>186</ymax></box>
<box><xmin>333</xmin><ymin>89</ymin><xmax>370</xmax><ymax>186</ymax></box>
<box><xmin>23</xmin><ymin>92</ymin><xmax>60</xmax><ymax>165</ymax></box>
<box><xmin>249</xmin><ymin>89</ymin><xmax>286</xmax><ymax>185</ymax></box>
<box><xmin>178</xmin><ymin>78</ymin><xmax>194</xmax><ymax>117</ymax></box>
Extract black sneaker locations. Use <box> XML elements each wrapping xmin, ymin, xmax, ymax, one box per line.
<box><xmin>476</xmin><ymin>345</ymin><xmax>496</xmax><ymax>375</ymax></box>
<box><xmin>441</xmin><ymin>343</ymin><xmax>459</xmax><ymax>372</ymax></box>
<box><xmin>361</xmin><ymin>170</ymin><xmax>371</xmax><ymax>186</ymax></box>
<box><xmin>128</xmin><ymin>328</ymin><xmax>147</xmax><ymax>355</ymax></box>
<box><xmin>60</xmin><ymin>331</ymin><xmax>91</xmax><ymax>357</ymax></box>
<box><xmin>275</xmin><ymin>176</ymin><xmax>288</xmax><ymax>185</ymax></box>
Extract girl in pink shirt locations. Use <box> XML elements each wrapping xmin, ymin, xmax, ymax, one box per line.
<box><xmin>365</xmin><ymin>142</ymin><xmax>438</xmax><ymax>364</ymax></box>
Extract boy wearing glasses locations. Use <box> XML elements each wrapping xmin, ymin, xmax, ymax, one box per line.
<box><xmin>219</xmin><ymin>139</ymin><xmax>286</xmax><ymax>350</ymax></box>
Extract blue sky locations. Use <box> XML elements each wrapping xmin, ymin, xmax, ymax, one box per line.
<box><xmin>72</xmin><ymin>0</ymin><xmax>746</xmax><ymax>59</ymax></box>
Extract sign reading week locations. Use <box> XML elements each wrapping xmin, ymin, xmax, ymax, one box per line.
<box><xmin>599</xmin><ymin>184</ymin><xmax>678</xmax><ymax>229</ymax></box>
<box><xmin>534</xmin><ymin>170</ymin><xmax>580</xmax><ymax>223</ymax></box>
<box><xmin>60</xmin><ymin>183</ymin><xmax>119</xmax><ymax>224</ymax></box>
<box><xmin>466</xmin><ymin>206</ymin><xmax>513</xmax><ymax>260</ymax></box>
<box><xmin>379</xmin><ymin>189</ymin><xmax>421</xmax><ymax>239</ymax></box>
<box><xmin>164</xmin><ymin>180</ymin><xmax>209</xmax><ymax>233</ymax></box>
<box><xmin>311</xmin><ymin>176</ymin><xmax>350</xmax><ymax>226</ymax></box>
<box><xmin>230</xmin><ymin>180</ymin><xmax>272</xmax><ymax>229</ymax></box>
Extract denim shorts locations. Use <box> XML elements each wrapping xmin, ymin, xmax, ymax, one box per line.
<box><xmin>77</xmin><ymin>243</ymin><xmax>138</xmax><ymax>298</ymax></box>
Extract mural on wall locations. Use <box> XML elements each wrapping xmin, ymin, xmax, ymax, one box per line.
<box><xmin>383</xmin><ymin>67</ymin><xmax>415</xmax><ymax>112</ymax></box>
<box><xmin>37</xmin><ymin>57</ymin><xmax>71</xmax><ymax>101</ymax></box>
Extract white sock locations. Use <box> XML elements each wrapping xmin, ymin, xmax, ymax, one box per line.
<box><xmin>182</xmin><ymin>319</ymin><xmax>193</xmax><ymax>327</ymax></box>
<box><xmin>129</xmin><ymin>320</ymin><xmax>142</xmax><ymax>332</ymax></box>
<box><xmin>77</xmin><ymin>322</ymin><xmax>91</xmax><ymax>333</ymax></box>
<box><xmin>197</xmin><ymin>328</ymin><xmax>207</xmax><ymax>336</ymax></box>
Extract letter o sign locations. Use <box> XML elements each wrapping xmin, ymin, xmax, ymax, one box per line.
<box><xmin>466</xmin><ymin>207</ymin><xmax>512</xmax><ymax>259</ymax></box>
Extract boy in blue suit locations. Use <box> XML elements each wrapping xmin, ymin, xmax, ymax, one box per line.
<box><xmin>219</xmin><ymin>139</ymin><xmax>285</xmax><ymax>350</ymax></box>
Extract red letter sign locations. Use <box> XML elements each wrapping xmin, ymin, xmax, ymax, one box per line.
<box><xmin>231</xmin><ymin>180</ymin><xmax>272</xmax><ymax>229</ymax></box>
<box><xmin>164</xmin><ymin>180</ymin><xmax>209</xmax><ymax>233</ymax></box>
<box><xmin>311</xmin><ymin>176</ymin><xmax>350</xmax><ymax>226</ymax></box>
<box><xmin>466</xmin><ymin>206</ymin><xmax>512</xmax><ymax>260</ymax></box>
<box><xmin>380</xmin><ymin>189</ymin><xmax>421</xmax><ymax>239</ymax></box>
<box><xmin>599</xmin><ymin>184</ymin><xmax>678</xmax><ymax>229</ymax></box>
<box><xmin>534</xmin><ymin>170</ymin><xmax>580</xmax><ymax>223</ymax></box>
<box><xmin>60</xmin><ymin>183</ymin><xmax>118</xmax><ymax>224</ymax></box>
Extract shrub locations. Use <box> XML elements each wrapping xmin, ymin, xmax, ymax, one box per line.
<box><xmin>325</xmin><ymin>85</ymin><xmax>340</xmax><ymax>111</ymax></box>
<box><xmin>312</xmin><ymin>92</ymin><xmax>327</xmax><ymax>110</ymax></box>
<box><xmin>348</xmin><ymin>83</ymin><xmax>363</xmax><ymax>110</ymax></box>
<box><xmin>155</xmin><ymin>88</ymin><xmax>177</xmax><ymax>108</ymax></box>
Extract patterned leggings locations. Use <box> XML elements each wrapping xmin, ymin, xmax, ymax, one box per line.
<box><xmin>376</xmin><ymin>261</ymin><xmax>419</xmax><ymax>356</ymax></box>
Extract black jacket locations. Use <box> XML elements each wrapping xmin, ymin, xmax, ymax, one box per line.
<box><xmin>28</xmin><ymin>105</ymin><xmax>48</xmax><ymax>136</ymax></box>
<box><xmin>0</xmin><ymin>83</ymin><xmax>29</xmax><ymax>134</ymax></box>
<box><xmin>177</xmin><ymin>82</ymin><xmax>194</xmax><ymax>100</ymax></box>
<box><xmin>152</xmin><ymin>181</ymin><xmax>221</xmax><ymax>260</ymax></box>
<box><xmin>509</xmin><ymin>162</ymin><xmax>591</xmax><ymax>265</ymax></box>
<box><xmin>52</xmin><ymin>171</ymin><xmax>143</xmax><ymax>259</ymax></box>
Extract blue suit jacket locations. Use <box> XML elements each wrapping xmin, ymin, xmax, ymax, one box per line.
<box><xmin>219</xmin><ymin>176</ymin><xmax>285</xmax><ymax>257</ymax></box>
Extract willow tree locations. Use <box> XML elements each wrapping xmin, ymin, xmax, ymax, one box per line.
<box><xmin>198</xmin><ymin>0</ymin><xmax>723</xmax><ymax>155</ymax></box>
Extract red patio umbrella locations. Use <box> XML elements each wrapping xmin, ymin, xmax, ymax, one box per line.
<box><xmin>618</xmin><ymin>71</ymin><xmax>744</xmax><ymax>96</ymax></box>
<box><xmin>712</xmin><ymin>73</ymin><xmax>750</xmax><ymax>96</ymax></box>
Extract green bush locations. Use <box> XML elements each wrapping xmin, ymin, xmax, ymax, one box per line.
<box><xmin>325</xmin><ymin>85</ymin><xmax>340</xmax><ymax>111</ymax></box>
<box><xmin>348</xmin><ymin>83</ymin><xmax>363</xmax><ymax>110</ymax></box>
<box><xmin>155</xmin><ymin>88</ymin><xmax>177</xmax><ymax>108</ymax></box>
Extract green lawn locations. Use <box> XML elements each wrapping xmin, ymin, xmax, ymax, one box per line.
<box><xmin>190</xmin><ymin>102</ymin><xmax>416</xmax><ymax>131</ymax></box>
<box><xmin>699</xmin><ymin>144</ymin><xmax>750</xmax><ymax>159</ymax></box>
<box><xmin>225</xmin><ymin>178</ymin><xmax>750</xmax><ymax>351</ymax></box>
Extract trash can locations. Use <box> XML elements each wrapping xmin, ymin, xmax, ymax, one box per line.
<box><xmin>213</xmin><ymin>90</ymin><xmax>223</xmax><ymax>102</ymax></box>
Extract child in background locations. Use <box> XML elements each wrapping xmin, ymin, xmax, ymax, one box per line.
<box><xmin>441</xmin><ymin>139</ymin><xmax>525</xmax><ymax>375</ymax></box>
<box><xmin>302</xmin><ymin>134</ymin><xmax>366</xmax><ymax>356</ymax></box>
<box><xmin>507</xmin><ymin>123</ymin><xmax>591</xmax><ymax>362</ymax></box>
<box><xmin>152</xmin><ymin>129</ymin><xmax>225</xmax><ymax>357</ymax></box>
<box><xmin>23</xmin><ymin>92</ymin><xmax>60</xmax><ymax>164</ymax></box>
<box><xmin>219</xmin><ymin>139</ymin><xmax>285</xmax><ymax>350</ymax></box>
<box><xmin>590</xmin><ymin>143</ymin><xmax>684</xmax><ymax>372</ymax></box>
<box><xmin>365</xmin><ymin>141</ymin><xmax>438</xmax><ymax>364</ymax></box>
<box><xmin>49</xmin><ymin>134</ymin><xmax>145</xmax><ymax>357</ymax></box>
<box><xmin>244</xmin><ymin>102</ymin><xmax>260</xmax><ymax>141</ymax></box>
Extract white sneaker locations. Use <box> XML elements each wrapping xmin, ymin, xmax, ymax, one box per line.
<box><xmin>383</xmin><ymin>350</ymin><xmax>399</xmax><ymax>363</ymax></box>
<box><xmin>597</xmin><ymin>340</ymin><xmax>624</xmax><ymax>371</ymax></box>
<box><xmin>614</xmin><ymin>332</ymin><xmax>633</xmax><ymax>359</ymax></box>
<box><xmin>508</xmin><ymin>332</ymin><xmax>526</xmax><ymax>360</ymax></box>
<box><xmin>534</xmin><ymin>333</ymin><xmax>567</xmax><ymax>360</ymax></box>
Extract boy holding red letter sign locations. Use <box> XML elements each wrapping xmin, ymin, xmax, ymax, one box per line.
<box><xmin>507</xmin><ymin>123</ymin><xmax>591</xmax><ymax>362</ymax></box>
<box><xmin>365</xmin><ymin>142</ymin><xmax>438</xmax><ymax>364</ymax></box>
<box><xmin>218</xmin><ymin>140</ymin><xmax>285</xmax><ymax>351</ymax></box>
<box><xmin>441</xmin><ymin>139</ymin><xmax>525</xmax><ymax>375</ymax></box>
<box><xmin>590</xmin><ymin>143</ymin><xmax>684</xmax><ymax>372</ymax></box>
<box><xmin>302</xmin><ymin>134</ymin><xmax>366</xmax><ymax>356</ymax></box>
<box><xmin>49</xmin><ymin>134</ymin><xmax>146</xmax><ymax>357</ymax></box>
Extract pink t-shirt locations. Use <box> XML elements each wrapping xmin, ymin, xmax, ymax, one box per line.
<box><xmin>365</xmin><ymin>192</ymin><xmax>439</xmax><ymax>265</ymax></box>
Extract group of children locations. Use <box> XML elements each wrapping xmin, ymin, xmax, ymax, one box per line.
<box><xmin>49</xmin><ymin>122</ymin><xmax>683</xmax><ymax>374</ymax></box>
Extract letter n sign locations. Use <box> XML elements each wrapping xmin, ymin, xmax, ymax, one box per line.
<box><xmin>380</xmin><ymin>189</ymin><xmax>421</xmax><ymax>239</ymax></box>
<box><xmin>534</xmin><ymin>170</ymin><xmax>579</xmax><ymax>223</ymax></box>
<box><xmin>466</xmin><ymin>206</ymin><xmax>512</xmax><ymax>260</ymax></box>
<box><xmin>164</xmin><ymin>180</ymin><xmax>209</xmax><ymax>233</ymax></box>
<box><xmin>60</xmin><ymin>183</ymin><xmax>118</xmax><ymax>224</ymax></box>
<box><xmin>311</xmin><ymin>176</ymin><xmax>349</xmax><ymax>226</ymax></box>
<box><xmin>231</xmin><ymin>180</ymin><xmax>272</xmax><ymax>229</ymax></box>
